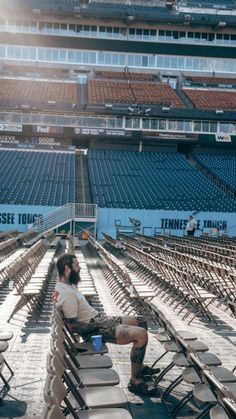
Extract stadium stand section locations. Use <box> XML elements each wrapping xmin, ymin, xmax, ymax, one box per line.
<box><xmin>87</xmin><ymin>149</ymin><xmax>236</xmax><ymax>212</ymax></box>
<box><xmin>0</xmin><ymin>149</ymin><xmax>75</xmax><ymax>206</ymax></box>
<box><xmin>194</xmin><ymin>152</ymin><xmax>236</xmax><ymax>193</ymax></box>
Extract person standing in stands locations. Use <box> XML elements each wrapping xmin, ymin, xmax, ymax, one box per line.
<box><xmin>186</xmin><ymin>215</ymin><xmax>197</xmax><ymax>236</ymax></box>
<box><xmin>52</xmin><ymin>253</ymin><xmax>160</xmax><ymax>396</ymax></box>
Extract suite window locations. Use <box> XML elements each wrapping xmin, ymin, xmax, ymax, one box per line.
<box><xmin>54</xmin><ymin>23</ymin><xmax>60</xmax><ymax>31</ymax></box>
<box><xmin>210</xmin><ymin>122</ymin><xmax>217</xmax><ymax>133</ymax></box>
<box><xmin>125</xmin><ymin>117</ymin><xmax>132</xmax><ymax>128</ymax></box>
<box><xmin>219</xmin><ymin>123</ymin><xmax>230</xmax><ymax>133</ymax></box>
<box><xmin>61</xmin><ymin>23</ymin><xmax>67</xmax><ymax>31</ymax></box>
<box><xmin>208</xmin><ymin>33</ymin><xmax>215</xmax><ymax>42</ymax></box>
<box><xmin>136</xmin><ymin>29</ymin><xmax>142</xmax><ymax>37</ymax></box>
<box><xmin>202</xmin><ymin>121</ymin><xmax>210</xmax><ymax>132</ymax></box>
<box><xmin>76</xmin><ymin>25</ymin><xmax>83</xmax><ymax>33</ymax></box>
<box><xmin>159</xmin><ymin>119</ymin><xmax>166</xmax><ymax>130</ymax></box>
<box><xmin>0</xmin><ymin>46</ymin><xmax>5</xmax><ymax>57</ymax></box>
<box><xmin>150</xmin><ymin>119</ymin><xmax>158</xmax><ymax>130</ymax></box>
<box><xmin>142</xmin><ymin>56</ymin><xmax>148</xmax><ymax>67</ymax></box>
<box><xmin>69</xmin><ymin>24</ymin><xmax>75</xmax><ymax>32</ymax></box>
<box><xmin>193</xmin><ymin>121</ymin><xmax>201</xmax><ymax>132</ymax></box>
<box><xmin>187</xmin><ymin>32</ymin><xmax>194</xmax><ymax>39</ymax></box>
<box><xmin>142</xmin><ymin>118</ymin><xmax>150</xmax><ymax>129</ymax></box>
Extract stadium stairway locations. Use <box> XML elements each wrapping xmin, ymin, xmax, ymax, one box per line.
<box><xmin>75</xmin><ymin>153</ymin><xmax>92</xmax><ymax>204</ymax></box>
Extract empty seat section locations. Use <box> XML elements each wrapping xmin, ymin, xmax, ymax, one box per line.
<box><xmin>87</xmin><ymin>80</ymin><xmax>184</xmax><ymax>107</ymax></box>
<box><xmin>183</xmin><ymin>88</ymin><xmax>236</xmax><ymax>110</ymax></box>
<box><xmin>0</xmin><ymin>79</ymin><xmax>77</xmax><ymax>103</ymax></box>
<box><xmin>0</xmin><ymin>150</ymin><xmax>75</xmax><ymax>206</ymax></box>
<box><xmin>87</xmin><ymin>149</ymin><xmax>236</xmax><ymax>212</ymax></box>
<box><xmin>194</xmin><ymin>152</ymin><xmax>236</xmax><ymax>192</ymax></box>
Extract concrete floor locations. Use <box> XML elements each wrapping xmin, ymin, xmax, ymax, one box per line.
<box><xmin>0</xmin><ymin>244</ymin><xmax>235</xmax><ymax>419</ymax></box>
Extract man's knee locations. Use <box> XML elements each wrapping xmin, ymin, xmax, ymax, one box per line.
<box><xmin>137</xmin><ymin>316</ymin><xmax>148</xmax><ymax>330</ymax></box>
<box><xmin>135</xmin><ymin>327</ymin><xmax>148</xmax><ymax>345</ymax></box>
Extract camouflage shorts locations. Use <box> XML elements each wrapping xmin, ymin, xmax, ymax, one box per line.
<box><xmin>78</xmin><ymin>315</ymin><xmax>123</xmax><ymax>343</ymax></box>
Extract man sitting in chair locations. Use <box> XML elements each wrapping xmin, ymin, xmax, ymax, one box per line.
<box><xmin>52</xmin><ymin>252</ymin><xmax>160</xmax><ymax>396</ymax></box>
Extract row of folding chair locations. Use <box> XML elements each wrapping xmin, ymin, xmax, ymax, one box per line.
<box><xmin>122</xmin><ymin>240</ymin><xmax>216</xmax><ymax>324</ymax></box>
<box><xmin>148</xmin><ymin>303</ymin><xmax>236</xmax><ymax>418</ymax></box>
<box><xmin>0</xmin><ymin>330</ymin><xmax>14</xmax><ymax>400</ymax></box>
<box><xmin>90</xmin><ymin>238</ymin><xmax>156</xmax><ymax>316</ymax></box>
<box><xmin>74</xmin><ymin>251</ymin><xmax>97</xmax><ymax>299</ymax></box>
<box><xmin>122</xmin><ymin>235</ymin><xmax>235</xmax><ymax>319</ymax></box>
<box><xmin>41</xmin><ymin>307</ymin><xmax>132</xmax><ymax>418</ymax></box>
<box><xmin>148</xmin><ymin>239</ymin><xmax>236</xmax><ymax>313</ymax></box>
<box><xmin>0</xmin><ymin>248</ymin><xmax>26</xmax><ymax>289</ymax></box>
<box><xmin>7</xmin><ymin>248</ymin><xmax>56</xmax><ymax>322</ymax></box>
<box><xmin>0</xmin><ymin>237</ymin><xmax>20</xmax><ymax>262</ymax></box>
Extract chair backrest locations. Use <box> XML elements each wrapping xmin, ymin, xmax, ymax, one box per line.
<box><xmin>46</xmin><ymin>353</ymin><xmax>65</xmax><ymax>376</ymax></box>
<box><xmin>43</xmin><ymin>374</ymin><xmax>67</xmax><ymax>405</ymax></box>
<box><xmin>41</xmin><ymin>404</ymin><xmax>66</xmax><ymax>419</ymax></box>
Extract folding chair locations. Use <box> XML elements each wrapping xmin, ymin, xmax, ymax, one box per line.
<box><xmin>44</xmin><ymin>373</ymin><xmax>128</xmax><ymax>410</ymax></box>
<box><xmin>47</xmin><ymin>350</ymin><xmax>119</xmax><ymax>388</ymax></box>
<box><xmin>52</xmin><ymin>309</ymin><xmax>109</xmax><ymax>355</ymax></box>
<box><xmin>41</xmin><ymin>403</ymin><xmax>133</xmax><ymax>419</ymax></box>
<box><xmin>51</xmin><ymin>330</ymin><xmax>113</xmax><ymax>370</ymax></box>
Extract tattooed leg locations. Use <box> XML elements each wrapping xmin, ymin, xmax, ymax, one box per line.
<box><xmin>115</xmin><ymin>324</ymin><xmax>148</xmax><ymax>382</ymax></box>
<box><xmin>130</xmin><ymin>343</ymin><xmax>147</xmax><ymax>380</ymax></box>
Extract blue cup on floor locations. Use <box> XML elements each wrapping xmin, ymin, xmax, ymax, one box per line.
<box><xmin>91</xmin><ymin>335</ymin><xmax>103</xmax><ymax>352</ymax></box>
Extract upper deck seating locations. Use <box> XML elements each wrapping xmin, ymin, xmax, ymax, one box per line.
<box><xmin>194</xmin><ymin>152</ymin><xmax>236</xmax><ymax>192</ymax></box>
<box><xmin>183</xmin><ymin>88</ymin><xmax>236</xmax><ymax>110</ymax></box>
<box><xmin>95</xmin><ymin>71</ymin><xmax>156</xmax><ymax>81</ymax></box>
<box><xmin>0</xmin><ymin>150</ymin><xmax>75</xmax><ymax>206</ymax></box>
<box><xmin>87</xmin><ymin>80</ymin><xmax>183</xmax><ymax>107</ymax></box>
<box><xmin>185</xmin><ymin>76</ymin><xmax>236</xmax><ymax>85</ymax></box>
<box><xmin>87</xmin><ymin>149</ymin><xmax>236</xmax><ymax>212</ymax></box>
<box><xmin>0</xmin><ymin>79</ymin><xmax>77</xmax><ymax>103</ymax></box>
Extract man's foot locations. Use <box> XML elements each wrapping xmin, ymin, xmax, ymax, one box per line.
<box><xmin>128</xmin><ymin>380</ymin><xmax>157</xmax><ymax>396</ymax></box>
<box><xmin>135</xmin><ymin>365</ymin><xmax>161</xmax><ymax>380</ymax></box>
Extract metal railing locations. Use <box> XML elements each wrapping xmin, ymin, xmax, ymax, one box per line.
<box><xmin>31</xmin><ymin>203</ymin><xmax>97</xmax><ymax>234</ymax></box>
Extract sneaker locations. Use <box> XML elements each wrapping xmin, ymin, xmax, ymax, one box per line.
<box><xmin>136</xmin><ymin>365</ymin><xmax>161</xmax><ymax>380</ymax></box>
<box><xmin>128</xmin><ymin>380</ymin><xmax>157</xmax><ymax>396</ymax></box>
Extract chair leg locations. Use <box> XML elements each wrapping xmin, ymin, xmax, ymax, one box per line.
<box><xmin>161</xmin><ymin>374</ymin><xmax>183</xmax><ymax>402</ymax></box>
<box><xmin>170</xmin><ymin>390</ymin><xmax>193</xmax><ymax>418</ymax></box>
<box><xmin>151</xmin><ymin>350</ymin><xmax>168</xmax><ymax>367</ymax></box>
<box><xmin>153</xmin><ymin>361</ymin><xmax>174</xmax><ymax>386</ymax></box>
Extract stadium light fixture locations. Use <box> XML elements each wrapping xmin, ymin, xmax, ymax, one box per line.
<box><xmin>104</xmin><ymin>103</ymin><xmax>113</xmax><ymax>109</ymax></box>
<box><xmin>216</xmin><ymin>22</ymin><xmax>226</xmax><ymax>28</ymax></box>
<box><xmin>215</xmin><ymin>109</ymin><xmax>224</xmax><ymax>115</ymax></box>
<box><xmin>184</xmin><ymin>14</ymin><xmax>191</xmax><ymax>24</ymax></box>
<box><xmin>161</xmin><ymin>106</ymin><xmax>170</xmax><ymax>112</ymax></box>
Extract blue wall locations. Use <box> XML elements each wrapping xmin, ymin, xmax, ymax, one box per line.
<box><xmin>96</xmin><ymin>208</ymin><xmax>236</xmax><ymax>239</ymax></box>
<box><xmin>0</xmin><ymin>205</ymin><xmax>56</xmax><ymax>232</ymax></box>
<box><xmin>0</xmin><ymin>204</ymin><xmax>235</xmax><ymax>238</ymax></box>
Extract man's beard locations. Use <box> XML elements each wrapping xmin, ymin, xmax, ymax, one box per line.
<box><xmin>68</xmin><ymin>269</ymin><xmax>81</xmax><ymax>285</ymax></box>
